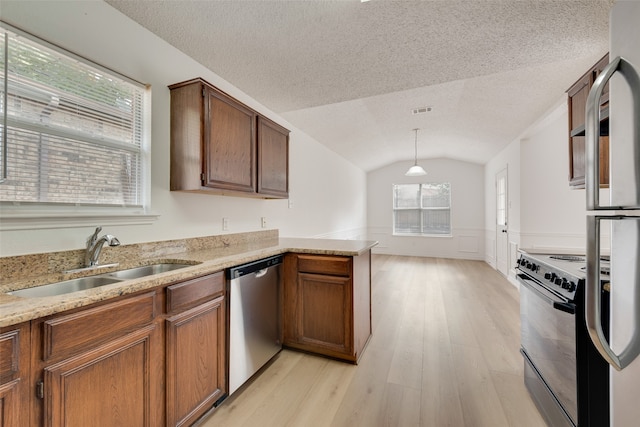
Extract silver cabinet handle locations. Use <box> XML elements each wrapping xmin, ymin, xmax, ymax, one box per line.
<box><xmin>586</xmin><ymin>216</ymin><xmax>640</xmax><ymax>370</ymax></box>
<box><xmin>586</xmin><ymin>56</ymin><xmax>640</xmax><ymax>210</ymax></box>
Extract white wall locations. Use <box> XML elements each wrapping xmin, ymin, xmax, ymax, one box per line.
<box><xmin>519</xmin><ymin>101</ymin><xmax>591</xmax><ymax>252</ymax></box>
<box><xmin>484</xmin><ymin>97</ymin><xmax>605</xmax><ymax>271</ymax></box>
<box><xmin>517</xmin><ymin>97</ymin><xmax>610</xmax><ymax>254</ymax></box>
<box><xmin>367</xmin><ymin>158</ymin><xmax>485</xmax><ymax>259</ymax></box>
<box><xmin>484</xmin><ymin>132</ymin><xmax>521</xmax><ymax>274</ymax></box>
<box><xmin>0</xmin><ymin>1</ymin><xmax>367</xmax><ymax>256</ymax></box>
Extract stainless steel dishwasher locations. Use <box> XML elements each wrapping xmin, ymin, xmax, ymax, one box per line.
<box><xmin>227</xmin><ymin>255</ymin><xmax>283</xmax><ymax>395</ymax></box>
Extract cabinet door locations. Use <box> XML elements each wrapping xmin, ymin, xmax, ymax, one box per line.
<box><xmin>166</xmin><ymin>296</ymin><xmax>226</xmax><ymax>427</ymax></box>
<box><xmin>296</xmin><ymin>272</ymin><xmax>352</xmax><ymax>357</ymax></box>
<box><xmin>43</xmin><ymin>325</ymin><xmax>160</xmax><ymax>427</ymax></box>
<box><xmin>0</xmin><ymin>380</ymin><xmax>20</xmax><ymax>427</ymax></box>
<box><xmin>257</xmin><ymin>116</ymin><xmax>289</xmax><ymax>198</ymax></box>
<box><xmin>204</xmin><ymin>88</ymin><xmax>256</xmax><ymax>192</ymax></box>
<box><xmin>0</xmin><ymin>324</ymin><xmax>30</xmax><ymax>427</ymax></box>
<box><xmin>567</xmin><ymin>54</ymin><xmax>610</xmax><ymax>188</ymax></box>
<box><xmin>568</xmin><ymin>74</ymin><xmax>591</xmax><ymax>187</ymax></box>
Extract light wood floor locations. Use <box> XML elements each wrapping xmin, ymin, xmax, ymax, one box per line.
<box><xmin>198</xmin><ymin>255</ymin><xmax>547</xmax><ymax>427</ymax></box>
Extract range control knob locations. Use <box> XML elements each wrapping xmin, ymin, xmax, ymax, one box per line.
<box><xmin>568</xmin><ymin>282</ymin><xmax>577</xmax><ymax>292</ymax></box>
<box><xmin>555</xmin><ymin>278</ymin><xmax>563</xmax><ymax>286</ymax></box>
<box><xmin>561</xmin><ymin>278</ymin><xmax>569</xmax><ymax>289</ymax></box>
<box><xmin>544</xmin><ymin>272</ymin><xmax>552</xmax><ymax>280</ymax></box>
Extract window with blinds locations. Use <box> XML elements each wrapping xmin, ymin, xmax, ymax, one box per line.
<box><xmin>0</xmin><ymin>24</ymin><xmax>148</xmax><ymax>208</ymax></box>
<box><xmin>393</xmin><ymin>183</ymin><xmax>451</xmax><ymax>236</ymax></box>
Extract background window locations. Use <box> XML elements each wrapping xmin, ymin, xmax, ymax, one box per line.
<box><xmin>0</xmin><ymin>25</ymin><xmax>148</xmax><ymax>208</ymax></box>
<box><xmin>393</xmin><ymin>183</ymin><xmax>451</xmax><ymax>235</ymax></box>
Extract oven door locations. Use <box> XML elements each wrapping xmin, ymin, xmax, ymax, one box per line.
<box><xmin>519</xmin><ymin>274</ymin><xmax>577</xmax><ymax>426</ymax></box>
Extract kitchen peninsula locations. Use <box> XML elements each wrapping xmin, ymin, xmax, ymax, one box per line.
<box><xmin>0</xmin><ymin>230</ymin><xmax>376</xmax><ymax>426</ymax></box>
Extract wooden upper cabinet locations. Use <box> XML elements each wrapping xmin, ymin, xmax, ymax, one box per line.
<box><xmin>169</xmin><ymin>78</ymin><xmax>289</xmax><ymax>198</ymax></box>
<box><xmin>567</xmin><ymin>53</ymin><xmax>610</xmax><ymax>188</ymax></box>
<box><xmin>258</xmin><ymin>116</ymin><xmax>289</xmax><ymax>198</ymax></box>
<box><xmin>205</xmin><ymin>88</ymin><xmax>256</xmax><ymax>192</ymax></box>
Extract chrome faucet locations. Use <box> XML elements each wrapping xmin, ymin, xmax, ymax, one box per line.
<box><xmin>85</xmin><ymin>226</ymin><xmax>120</xmax><ymax>267</ymax></box>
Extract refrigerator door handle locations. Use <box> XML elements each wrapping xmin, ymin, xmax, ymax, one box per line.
<box><xmin>586</xmin><ymin>216</ymin><xmax>640</xmax><ymax>370</ymax></box>
<box><xmin>586</xmin><ymin>56</ymin><xmax>640</xmax><ymax>210</ymax></box>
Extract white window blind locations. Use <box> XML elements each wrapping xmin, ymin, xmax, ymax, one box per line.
<box><xmin>0</xmin><ymin>24</ymin><xmax>148</xmax><ymax>207</ymax></box>
<box><xmin>393</xmin><ymin>183</ymin><xmax>451</xmax><ymax>235</ymax></box>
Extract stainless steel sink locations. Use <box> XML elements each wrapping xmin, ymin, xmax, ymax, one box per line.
<box><xmin>7</xmin><ymin>263</ymin><xmax>195</xmax><ymax>298</ymax></box>
<box><xmin>8</xmin><ymin>276</ymin><xmax>122</xmax><ymax>298</ymax></box>
<box><xmin>102</xmin><ymin>263</ymin><xmax>193</xmax><ymax>280</ymax></box>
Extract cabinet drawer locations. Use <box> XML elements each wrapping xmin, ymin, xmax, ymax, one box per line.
<box><xmin>166</xmin><ymin>272</ymin><xmax>224</xmax><ymax>313</ymax></box>
<box><xmin>0</xmin><ymin>330</ymin><xmax>19</xmax><ymax>382</ymax></box>
<box><xmin>42</xmin><ymin>291</ymin><xmax>156</xmax><ymax>362</ymax></box>
<box><xmin>297</xmin><ymin>255</ymin><xmax>351</xmax><ymax>277</ymax></box>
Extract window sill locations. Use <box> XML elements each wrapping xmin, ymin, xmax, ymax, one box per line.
<box><xmin>392</xmin><ymin>233</ymin><xmax>453</xmax><ymax>238</ymax></box>
<box><xmin>0</xmin><ymin>209</ymin><xmax>159</xmax><ymax>231</ymax></box>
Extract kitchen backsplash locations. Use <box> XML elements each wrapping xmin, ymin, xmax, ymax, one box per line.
<box><xmin>0</xmin><ymin>230</ymin><xmax>278</xmax><ymax>284</ymax></box>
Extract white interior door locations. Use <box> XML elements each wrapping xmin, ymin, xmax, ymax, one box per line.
<box><xmin>496</xmin><ymin>168</ymin><xmax>509</xmax><ymax>276</ymax></box>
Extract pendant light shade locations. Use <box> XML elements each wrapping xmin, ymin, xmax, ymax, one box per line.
<box><xmin>405</xmin><ymin>128</ymin><xmax>427</xmax><ymax>176</ymax></box>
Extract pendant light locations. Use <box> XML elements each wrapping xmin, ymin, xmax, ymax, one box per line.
<box><xmin>405</xmin><ymin>128</ymin><xmax>427</xmax><ymax>176</ymax></box>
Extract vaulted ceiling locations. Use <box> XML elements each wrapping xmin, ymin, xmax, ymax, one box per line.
<box><xmin>106</xmin><ymin>0</ymin><xmax>612</xmax><ymax>171</ymax></box>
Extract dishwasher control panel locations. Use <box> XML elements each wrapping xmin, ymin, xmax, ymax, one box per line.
<box><xmin>227</xmin><ymin>255</ymin><xmax>283</xmax><ymax>279</ymax></box>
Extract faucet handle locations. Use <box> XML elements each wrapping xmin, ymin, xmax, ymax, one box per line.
<box><xmin>87</xmin><ymin>226</ymin><xmax>102</xmax><ymax>247</ymax></box>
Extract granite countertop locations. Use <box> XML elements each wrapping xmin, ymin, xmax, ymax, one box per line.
<box><xmin>0</xmin><ymin>236</ymin><xmax>377</xmax><ymax>328</ymax></box>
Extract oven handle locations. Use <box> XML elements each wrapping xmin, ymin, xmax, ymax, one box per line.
<box><xmin>518</xmin><ymin>274</ymin><xmax>575</xmax><ymax>314</ymax></box>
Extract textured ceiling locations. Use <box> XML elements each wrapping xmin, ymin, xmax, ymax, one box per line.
<box><xmin>106</xmin><ymin>0</ymin><xmax>612</xmax><ymax>171</ymax></box>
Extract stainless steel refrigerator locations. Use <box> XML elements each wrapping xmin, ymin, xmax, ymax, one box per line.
<box><xmin>584</xmin><ymin>2</ymin><xmax>640</xmax><ymax>426</ymax></box>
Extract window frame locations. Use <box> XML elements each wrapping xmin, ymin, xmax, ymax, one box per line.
<box><xmin>0</xmin><ymin>22</ymin><xmax>156</xmax><ymax>231</ymax></box>
<box><xmin>392</xmin><ymin>182</ymin><xmax>452</xmax><ymax>237</ymax></box>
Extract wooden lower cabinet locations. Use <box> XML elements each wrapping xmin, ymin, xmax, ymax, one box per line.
<box><xmin>30</xmin><ymin>291</ymin><xmax>163</xmax><ymax>427</ymax></box>
<box><xmin>20</xmin><ymin>272</ymin><xmax>228</xmax><ymax>427</ymax></box>
<box><xmin>283</xmin><ymin>252</ymin><xmax>371</xmax><ymax>363</ymax></box>
<box><xmin>166</xmin><ymin>295</ymin><xmax>226</xmax><ymax>427</ymax></box>
<box><xmin>0</xmin><ymin>380</ymin><xmax>21</xmax><ymax>427</ymax></box>
<box><xmin>0</xmin><ymin>323</ymin><xmax>30</xmax><ymax>427</ymax></box>
<box><xmin>43</xmin><ymin>325</ymin><xmax>161</xmax><ymax>427</ymax></box>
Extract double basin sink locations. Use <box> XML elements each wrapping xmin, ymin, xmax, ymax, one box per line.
<box><xmin>8</xmin><ymin>263</ymin><xmax>195</xmax><ymax>299</ymax></box>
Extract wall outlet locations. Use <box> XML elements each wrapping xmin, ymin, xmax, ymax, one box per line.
<box><xmin>222</xmin><ymin>217</ymin><xmax>229</xmax><ymax>231</ymax></box>
<box><xmin>261</xmin><ymin>217</ymin><xmax>267</xmax><ymax>228</ymax></box>
<box><xmin>288</xmin><ymin>199</ymin><xmax>294</xmax><ymax>209</ymax></box>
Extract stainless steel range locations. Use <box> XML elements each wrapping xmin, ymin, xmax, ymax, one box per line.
<box><xmin>517</xmin><ymin>251</ymin><xmax>610</xmax><ymax>427</ymax></box>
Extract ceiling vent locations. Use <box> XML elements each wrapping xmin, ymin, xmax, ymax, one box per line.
<box><xmin>411</xmin><ymin>106</ymin><xmax>432</xmax><ymax>115</ymax></box>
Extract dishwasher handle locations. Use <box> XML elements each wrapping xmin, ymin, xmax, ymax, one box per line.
<box><xmin>254</xmin><ymin>268</ymin><xmax>269</xmax><ymax>278</ymax></box>
<box><xmin>228</xmin><ymin>255</ymin><xmax>283</xmax><ymax>279</ymax></box>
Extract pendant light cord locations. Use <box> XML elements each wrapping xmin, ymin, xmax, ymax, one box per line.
<box><xmin>413</xmin><ymin>128</ymin><xmax>419</xmax><ymax>165</ymax></box>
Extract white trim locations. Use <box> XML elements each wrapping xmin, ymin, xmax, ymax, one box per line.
<box><xmin>0</xmin><ymin>21</ymin><xmax>152</xmax><ymax>215</ymax></box>
<box><xmin>0</xmin><ymin>21</ymin><xmax>145</xmax><ymax>87</ymax></box>
<box><xmin>0</xmin><ymin>211</ymin><xmax>158</xmax><ymax>231</ymax></box>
